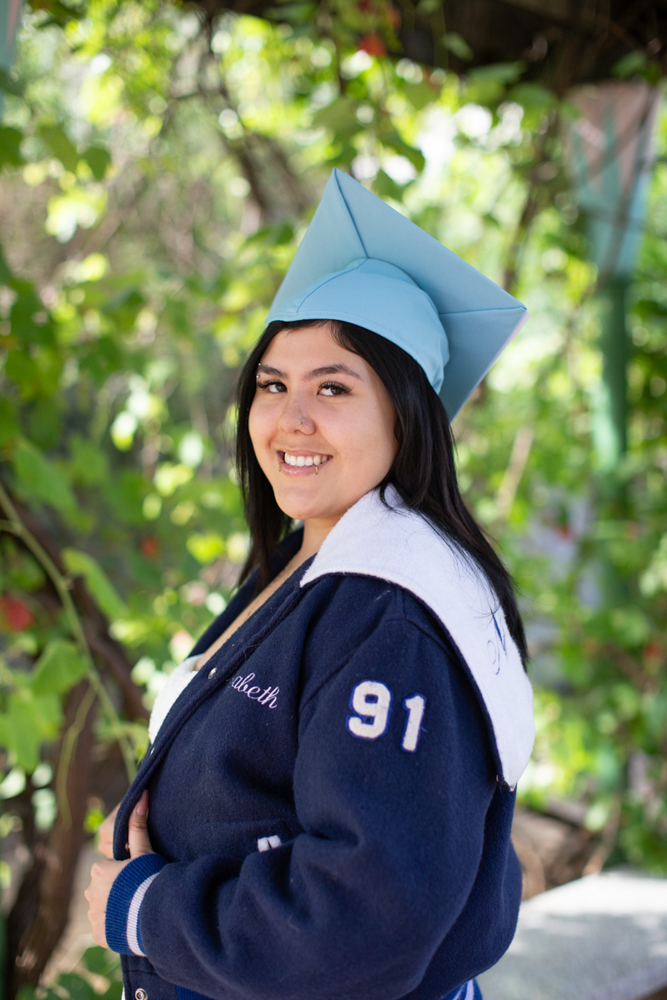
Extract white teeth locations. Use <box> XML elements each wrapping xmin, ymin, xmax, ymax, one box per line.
<box><xmin>282</xmin><ymin>452</ymin><xmax>329</xmax><ymax>467</ymax></box>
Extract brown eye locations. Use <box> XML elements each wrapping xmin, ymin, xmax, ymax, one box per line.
<box><xmin>320</xmin><ymin>382</ymin><xmax>349</xmax><ymax>397</ymax></box>
<box><xmin>257</xmin><ymin>380</ymin><xmax>286</xmax><ymax>393</ymax></box>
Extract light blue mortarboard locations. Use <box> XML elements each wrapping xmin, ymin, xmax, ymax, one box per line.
<box><xmin>266</xmin><ymin>169</ymin><xmax>528</xmax><ymax>419</ymax></box>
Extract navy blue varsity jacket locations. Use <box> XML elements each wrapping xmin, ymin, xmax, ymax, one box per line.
<box><xmin>106</xmin><ymin>489</ymin><xmax>534</xmax><ymax>1000</ymax></box>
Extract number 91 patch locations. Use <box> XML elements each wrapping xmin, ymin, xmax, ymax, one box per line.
<box><xmin>347</xmin><ymin>680</ymin><xmax>426</xmax><ymax>752</ymax></box>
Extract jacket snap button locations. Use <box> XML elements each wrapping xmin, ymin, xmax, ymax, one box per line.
<box><xmin>208</xmin><ymin>666</ymin><xmax>217</xmax><ymax>679</ymax></box>
<box><xmin>135</xmin><ymin>990</ymin><xmax>148</xmax><ymax>1000</ymax></box>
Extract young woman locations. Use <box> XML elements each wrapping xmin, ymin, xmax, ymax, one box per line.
<box><xmin>86</xmin><ymin>171</ymin><xmax>534</xmax><ymax>1000</ymax></box>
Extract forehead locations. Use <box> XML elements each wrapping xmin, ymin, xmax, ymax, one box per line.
<box><xmin>260</xmin><ymin>325</ymin><xmax>366</xmax><ymax>372</ymax></box>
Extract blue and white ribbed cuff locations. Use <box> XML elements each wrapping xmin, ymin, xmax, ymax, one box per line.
<box><xmin>105</xmin><ymin>853</ymin><xmax>167</xmax><ymax>956</ymax></box>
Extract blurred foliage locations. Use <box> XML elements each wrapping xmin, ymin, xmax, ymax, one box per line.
<box><xmin>17</xmin><ymin>946</ymin><xmax>122</xmax><ymax>1000</ymax></box>
<box><xmin>0</xmin><ymin>0</ymin><xmax>666</xmax><ymax>982</ymax></box>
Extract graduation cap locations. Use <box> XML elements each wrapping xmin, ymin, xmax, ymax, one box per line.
<box><xmin>267</xmin><ymin>169</ymin><xmax>528</xmax><ymax>420</ymax></box>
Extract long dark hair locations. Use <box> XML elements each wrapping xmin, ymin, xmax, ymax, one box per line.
<box><xmin>236</xmin><ymin>319</ymin><xmax>528</xmax><ymax>665</ymax></box>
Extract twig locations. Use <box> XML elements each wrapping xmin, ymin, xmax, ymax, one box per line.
<box><xmin>55</xmin><ymin>682</ymin><xmax>97</xmax><ymax>831</ymax></box>
<box><xmin>494</xmin><ymin>426</ymin><xmax>534</xmax><ymax>527</ymax></box>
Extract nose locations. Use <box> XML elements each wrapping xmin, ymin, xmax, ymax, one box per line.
<box><xmin>278</xmin><ymin>394</ymin><xmax>314</xmax><ymax>435</ymax></box>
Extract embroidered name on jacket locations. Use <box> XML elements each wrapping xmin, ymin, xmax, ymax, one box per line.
<box><xmin>230</xmin><ymin>672</ymin><xmax>279</xmax><ymax>708</ymax></box>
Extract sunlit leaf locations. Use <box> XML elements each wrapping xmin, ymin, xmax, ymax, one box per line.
<box><xmin>0</xmin><ymin>398</ymin><xmax>20</xmax><ymax>446</ymax></box>
<box><xmin>39</xmin><ymin>124</ymin><xmax>79</xmax><ymax>173</ymax></box>
<box><xmin>63</xmin><ymin>548</ymin><xmax>128</xmax><ymax>620</ymax></box>
<box><xmin>31</xmin><ymin>639</ymin><xmax>88</xmax><ymax>696</ymax></box>
<box><xmin>186</xmin><ymin>533</ymin><xmax>225</xmax><ymax>564</ymax></box>
<box><xmin>443</xmin><ymin>32</ymin><xmax>473</xmax><ymax>61</ymax></box>
<box><xmin>13</xmin><ymin>440</ymin><xmax>76</xmax><ymax>515</ymax></box>
<box><xmin>0</xmin><ymin>127</ymin><xmax>23</xmax><ymax>169</ymax></box>
<box><xmin>82</xmin><ymin>145</ymin><xmax>111</xmax><ymax>180</ymax></box>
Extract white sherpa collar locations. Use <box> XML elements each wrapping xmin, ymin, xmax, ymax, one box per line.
<box><xmin>300</xmin><ymin>487</ymin><xmax>534</xmax><ymax>789</ymax></box>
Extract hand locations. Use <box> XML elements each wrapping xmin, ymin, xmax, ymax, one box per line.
<box><xmin>97</xmin><ymin>802</ymin><xmax>120</xmax><ymax>860</ymax></box>
<box><xmin>85</xmin><ymin>790</ymin><xmax>154</xmax><ymax>948</ymax></box>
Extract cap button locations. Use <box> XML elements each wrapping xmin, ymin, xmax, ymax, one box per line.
<box><xmin>135</xmin><ymin>990</ymin><xmax>148</xmax><ymax>1000</ymax></box>
<box><xmin>208</xmin><ymin>666</ymin><xmax>217</xmax><ymax>679</ymax></box>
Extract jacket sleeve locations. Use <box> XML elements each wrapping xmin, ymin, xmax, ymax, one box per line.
<box><xmin>105</xmin><ymin>853</ymin><xmax>168</xmax><ymax>956</ymax></box>
<box><xmin>132</xmin><ymin>617</ymin><xmax>497</xmax><ymax>1000</ymax></box>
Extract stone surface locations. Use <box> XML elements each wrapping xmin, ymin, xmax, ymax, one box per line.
<box><xmin>478</xmin><ymin>870</ymin><xmax>667</xmax><ymax>1000</ymax></box>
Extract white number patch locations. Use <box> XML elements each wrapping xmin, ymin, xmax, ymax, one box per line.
<box><xmin>401</xmin><ymin>695</ymin><xmax>426</xmax><ymax>752</ymax></box>
<box><xmin>347</xmin><ymin>681</ymin><xmax>392</xmax><ymax>740</ymax></box>
<box><xmin>347</xmin><ymin>682</ymin><xmax>426</xmax><ymax>751</ymax></box>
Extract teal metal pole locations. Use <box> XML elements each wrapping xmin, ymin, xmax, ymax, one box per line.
<box><xmin>0</xmin><ymin>0</ymin><xmax>22</xmax><ymax>117</ymax></box>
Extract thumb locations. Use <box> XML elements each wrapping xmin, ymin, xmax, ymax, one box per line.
<box><xmin>127</xmin><ymin>790</ymin><xmax>153</xmax><ymax>858</ymax></box>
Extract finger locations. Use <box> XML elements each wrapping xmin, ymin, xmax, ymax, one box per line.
<box><xmin>97</xmin><ymin>803</ymin><xmax>120</xmax><ymax>859</ymax></box>
<box><xmin>127</xmin><ymin>790</ymin><xmax>153</xmax><ymax>858</ymax></box>
<box><xmin>98</xmin><ymin>831</ymin><xmax>114</xmax><ymax>860</ymax></box>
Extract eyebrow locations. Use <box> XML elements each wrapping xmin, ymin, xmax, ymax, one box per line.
<box><xmin>257</xmin><ymin>362</ymin><xmax>363</xmax><ymax>381</ymax></box>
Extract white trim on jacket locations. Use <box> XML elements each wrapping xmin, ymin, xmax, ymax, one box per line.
<box><xmin>301</xmin><ymin>487</ymin><xmax>534</xmax><ymax>789</ymax></box>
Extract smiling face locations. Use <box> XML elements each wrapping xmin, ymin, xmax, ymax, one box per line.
<box><xmin>248</xmin><ymin>323</ymin><xmax>398</xmax><ymax>544</ymax></box>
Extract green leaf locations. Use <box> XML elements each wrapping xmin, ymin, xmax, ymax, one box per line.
<box><xmin>0</xmin><ymin>127</ymin><xmax>23</xmax><ymax>169</ymax></box>
<box><xmin>106</xmin><ymin>470</ymin><xmax>147</xmax><ymax>526</ymax></box>
<box><xmin>69</xmin><ymin>435</ymin><xmax>109</xmax><ymax>485</ymax></box>
<box><xmin>1</xmin><ymin>700</ymin><xmax>44</xmax><ymax>771</ymax></box>
<box><xmin>416</xmin><ymin>0</ymin><xmax>440</xmax><ymax>14</ymax></box>
<box><xmin>13</xmin><ymin>441</ymin><xmax>77</xmax><ymax>515</ymax></box>
<box><xmin>402</xmin><ymin>82</ymin><xmax>438</xmax><ymax>111</ymax></box>
<box><xmin>374</xmin><ymin>169</ymin><xmax>409</xmax><ymax>201</ymax></box>
<box><xmin>10</xmin><ymin>280</ymin><xmax>56</xmax><ymax>347</ymax></box>
<box><xmin>0</xmin><ymin>69</ymin><xmax>24</xmax><ymax>97</ymax></box>
<box><xmin>443</xmin><ymin>33</ymin><xmax>473</xmax><ymax>61</ymax></box>
<box><xmin>265</xmin><ymin>2</ymin><xmax>316</xmax><ymax>23</ymax></box>
<box><xmin>313</xmin><ymin>97</ymin><xmax>359</xmax><ymax>141</ymax></box>
<box><xmin>57</xmin><ymin>973</ymin><xmax>95</xmax><ymax>1000</ymax></box>
<box><xmin>31</xmin><ymin>639</ymin><xmax>88</xmax><ymax>696</ymax></box>
<box><xmin>467</xmin><ymin>61</ymin><xmax>525</xmax><ymax>85</ymax></box>
<box><xmin>63</xmin><ymin>548</ymin><xmax>128</xmax><ymax>619</ymax></box>
<box><xmin>16</xmin><ymin>984</ymin><xmax>39</xmax><ymax>1000</ymax></box>
<box><xmin>82</xmin><ymin>145</ymin><xmax>111</xmax><ymax>181</ymax></box>
<box><xmin>510</xmin><ymin>82</ymin><xmax>556</xmax><ymax>111</ymax></box>
<box><xmin>378</xmin><ymin>125</ymin><xmax>425</xmax><ymax>172</ymax></box>
<box><xmin>4</xmin><ymin>349</ymin><xmax>42</xmax><ymax>401</ymax></box>
<box><xmin>28</xmin><ymin>397</ymin><xmax>63</xmax><ymax>450</ymax></box>
<box><xmin>39</xmin><ymin>124</ymin><xmax>79</xmax><ymax>173</ymax></box>
<box><xmin>612</xmin><ymin>51</ymin><xmax>647</xmax><ymax>78</ymax></box>
<box><xmin>100</xmin><ymin>985</ymin><xmax>123</xmax><ymax>1000</ymax></box>
<box><xmin>81</xmin><ymin>946</ymin><xmax>121</xmax><ymax>978</ymax></box>
<box><xmin>81</xmin><ymin>945</ymin><xmax>113</xmax><ymax>975</ymax></box>
<box><xmin>5</xmin><ymin>548</ymin><xmax>45</xmax><ymax>592</ymax></box>
<box><xmin>0</xmin><ymin>242</ymin><xmax>11</xmax><ymax>283</ymax></box>
<box><xmin>0</xmin><ymin>398</ymin><xmax>20</xmax><ymax>447</ymax></box>
<box><xmin>101</xmin><ymin>286</ymin><xmax>145</xmax><ymax>331</ymax></box>
<box><xmin>186</xmin><ymin>532</ymin><xmax>226</xmax><ymax>563</ymax></box>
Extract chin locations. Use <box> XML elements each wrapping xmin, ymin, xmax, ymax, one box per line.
<box><xmin>270</xmin><ymin>483</ymin><xmax>336</xmax><ymax>523</ymax></box>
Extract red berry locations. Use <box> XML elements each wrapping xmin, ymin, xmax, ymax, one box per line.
<box><xmin>140</xmin><ymin>537</ymin><xmax>159</xmax><ymax>559</ymax></box>
<box><xmin>0</xmin><ymin>595</ymin><xmax>34</xmax><ymax>632</ymax></box>
<box><xmin>358</xmin><ymin>34</ymin><xmax>387</xmax><ymax>57</ymax></box>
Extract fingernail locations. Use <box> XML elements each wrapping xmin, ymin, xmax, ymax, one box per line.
<box><xmin>136</xmin><ymin>791</ymin><xmax>148</xmax><ymax>816</ymax></box>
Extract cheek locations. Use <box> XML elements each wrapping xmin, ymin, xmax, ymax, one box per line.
<box><xmin>338</xmin><ymin>404</ymin><xmax>396</xmax><ymax>471</ymax></box>
<box><xmin>248</xmin><ymin>399</ymin><xmax>274</xmax><ymax>454</ymax></box>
